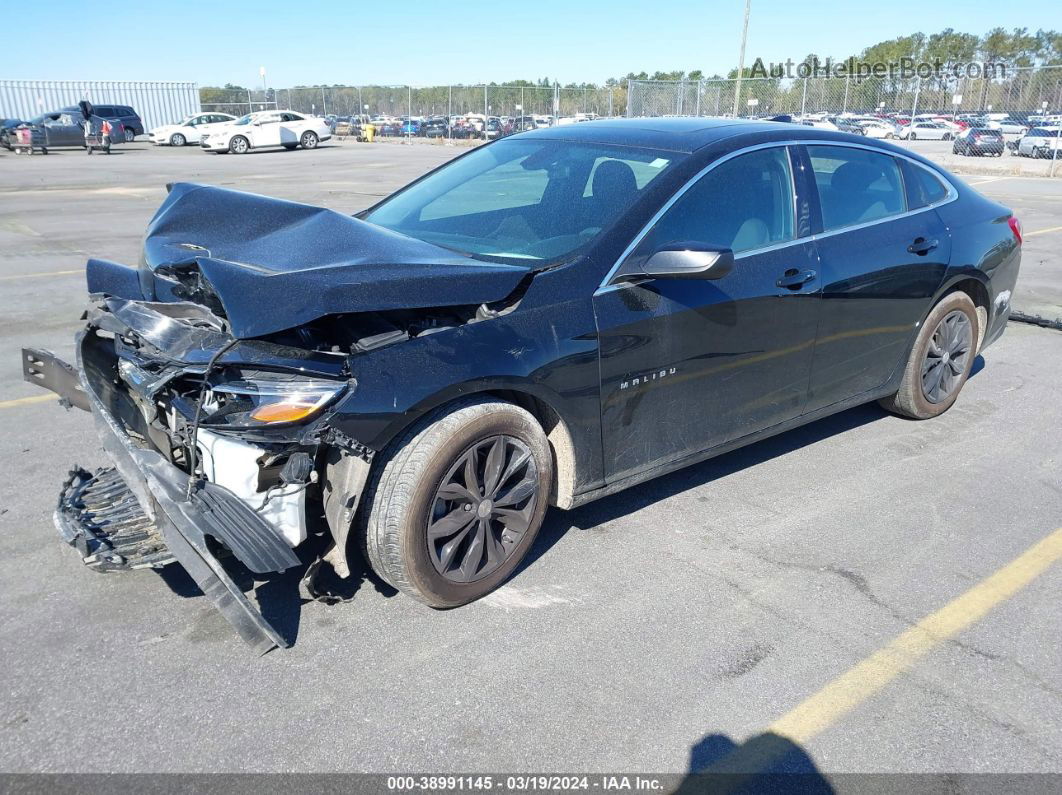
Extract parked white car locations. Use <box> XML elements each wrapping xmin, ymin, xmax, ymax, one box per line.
<box><xmin>199</xmin><ymin>110</ymin><xmax>331</xmax><ymax>154</ymax></box>
<box><xmin>1016</xmin><ymin>126</ymin><xmax>1062</xmax><ymax>158</ymax></box>
<box><xmin>898</xmin><ymin>121</ymin><xmax>954</xmax><ymax>140</ymax></box>
<box><xmin>858</xmin><ymin>120</ymin><xmax>899</xmax><ymax>139</ymax></box>
<box><xmin>151</xmin><ymin>113</ymin><xmax>237</xmax><ymax>146</ymax></box>
<box><xmin>988</xmin><ymin>117</ymin><xmax>1029</xmax><ymax>136</ymax></box>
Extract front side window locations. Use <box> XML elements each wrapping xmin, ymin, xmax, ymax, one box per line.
<box><xmin>635</xmin><ymin>146</ymin><xmax>795</xmax><ymax>256</ymax></box>
<box><xmin>364</xmin><ymin>139</ymin><xmax>679</xmax><ymax>264</ymax></box>
<box><xmin>808</xmin><ymin>145</ymin><xmax>906</xmax><ymax>230</ymax></box>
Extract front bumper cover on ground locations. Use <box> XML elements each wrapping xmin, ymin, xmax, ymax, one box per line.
<box><xmin>27</xmin><ymin>339</ymin><xmax>301</xmax><ymax>653</ymax></box>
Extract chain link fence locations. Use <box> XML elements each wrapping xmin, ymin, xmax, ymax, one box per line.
<box><xmin>627</xmin><ymin>66</ymin><xmax>1062</xmax><ymax>120</ymax></box>
<box><xmin>204</xmin><ymin>84</ymin><xmax>624</xmax><ymax>121</ymax></box>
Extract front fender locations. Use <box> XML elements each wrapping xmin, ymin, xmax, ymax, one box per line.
<box><xmin>328</xmin><ymin>295</ymin><xmax>604</xmax><ymax>495</ymax></box>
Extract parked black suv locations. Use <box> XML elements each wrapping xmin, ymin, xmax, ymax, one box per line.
<box><xmin>63</xmin><ymin>104</ymin><xmax>143</xmax><ymax>141</ymax></box>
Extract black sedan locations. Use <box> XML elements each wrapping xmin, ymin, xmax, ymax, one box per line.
<box><xmin>953</xmin><ymin>127</ymin><xmax>1005</xmax><ymax>157</ymax></box>
<box><xmin>24</xmin><ymin>119</ymin><xmax>1021</xmax><ymax>650</ymax></box>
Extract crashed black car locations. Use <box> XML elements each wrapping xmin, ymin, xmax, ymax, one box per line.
<box><xmin>25</xmin><ymin>119</ymin><xmax>1022</xmax><ymax>651</ymax></box>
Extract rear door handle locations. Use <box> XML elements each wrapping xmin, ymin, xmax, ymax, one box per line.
<box><xmin>776</xmin><ymin>268</ymin><xmax>817</xmax><ymax>290</ymax></box>
<box><xmin>907</xmin><ymin>237</ymin><xmax>939</xmax><ymax>256</ymax></box>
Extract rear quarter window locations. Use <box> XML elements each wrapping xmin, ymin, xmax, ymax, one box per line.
<box><xmin>900</xmin><ymin>160</ymin><xmax>951</xmax><ymax>210</ymax></box>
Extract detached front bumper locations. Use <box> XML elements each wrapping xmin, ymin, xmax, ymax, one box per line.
<box><xmin>26</xmin><ymin>335</ymin><xmax>301</xmax><ymax>653</ymax></box>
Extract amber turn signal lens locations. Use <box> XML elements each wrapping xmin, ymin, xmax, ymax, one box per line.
<box><xmin>249</xmin><ymin>402</ymin><xmax>320</xmax><ymax>423</ymax></box>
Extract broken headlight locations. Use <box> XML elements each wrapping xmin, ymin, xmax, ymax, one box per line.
<box><xmin>200</xmin><ymin>374</ymin><xmax>346</xmax><ymax>428</ymax></box>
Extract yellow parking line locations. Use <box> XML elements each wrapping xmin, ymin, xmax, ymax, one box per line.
<box><xmin>1024</xmin><ymin>225</ymin><xmax>1062</xmax><ymax>238</ymax></box>
<box><xmin>0</xmin><ymin>269</ymin><xmax>82</xmax><ymax>282</ymax></box>
<box><xmin>767</xmin><ymin>526</ymin><xmax>1062</xmax><ymax>745</ymax></box>
<box><xmin>0</xmin><ymin>394</ymin><xmax>55</xmax><ymax>410</ymax></box>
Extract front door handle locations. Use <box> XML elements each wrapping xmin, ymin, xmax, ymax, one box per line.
<box><xmin>776</xmin><ymin>268</ymin><xmax>817</xmax><ymax>290</ymax></box>
<box><xmin>907</xmin><ymin>237</ymin><xmax>939</xmax><ymax>256</ymax></box>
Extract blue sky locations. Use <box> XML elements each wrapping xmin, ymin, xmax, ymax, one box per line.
<box><xmin>8</xmin><ymin>1</ymin><xmax>1057</xmax><ymax>86</ymax></box>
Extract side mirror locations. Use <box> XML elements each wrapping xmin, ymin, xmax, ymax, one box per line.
<box><xmin>616</xmin><ymin>244</ymin><xmax>735</xmax><ymax>283</ymax></box>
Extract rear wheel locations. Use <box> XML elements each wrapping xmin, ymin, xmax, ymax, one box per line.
<box><xmin>879</xmin><ymin>291</ymin><xmax>978</xmax><ymax>420</ymax></box>
<box><xmin>124</xmin><ymin>127</ymin><xmax>135</xmax><ymax>143</ymax></box>
<box><xmin>360</xmin><ymin>398</ymin><xmax>553</xmax><ymax>607</ymax></box>
<box><xmin>170</xmin><ymin>132</ymin><xmax>186</xmax><ymax>147</ymax></box>
<box><xmin>943</xmin><ymin>133</ymin><xmax>952</xmax><ymax>141</ymax></box>
<box><xmin>300</xmin><ymin>130</ymin><xmax>319</xmax><ymax>149</ymax></box>
<box><xmin>229</xmin><ymin>135</ymin><xmax>250</xmax><ymax>154</ymax></box>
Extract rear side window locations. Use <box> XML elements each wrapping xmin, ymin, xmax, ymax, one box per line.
<box><xmin>639</xmin><ymin>146</ymin><xmax>795</xmax><ymax>255</ymax></box>
<box><xmin>900</xmin><ymin>160</ymin><xmax>950</xmax><ymax>209</ymax></box>
<box><xmin>95</xmin><ymin>106</ymin><xmax>115</xmax><ymax>117</ymax></box>
<box><xmin>807</xmin><ymin>145</ymin><xmax>906</xmax><ymax>230</ymax></box>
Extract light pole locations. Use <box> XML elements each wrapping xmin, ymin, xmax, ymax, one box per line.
<box><xmin>732</xmin><ymin>0</ymin><xmax>751</xmax><ymax>117</ymax></box>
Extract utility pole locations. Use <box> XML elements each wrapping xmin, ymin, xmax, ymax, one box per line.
<box><xmin>732</xmin><ymin>0</ymin><xmax>751</xmax><ymax>116</ymax></box>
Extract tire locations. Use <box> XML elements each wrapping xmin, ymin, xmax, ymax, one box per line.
<box><xmin>229</xmin><ymin>135</ymin><xmax>250</xmax><ymax>154</ymax></box>
<box><xmin>124</xmin><ymin>127</ymin><xmax>135</xmax><ymax>143</ymax></box>
<box><xmin>943</xmin><ymin>133</ymin><xmax>952</xmax><ymax>141</ymax></box>
<box><xmin>908</xmin><ymin>132</ymin><xmax>917</xmax><ymax>140</ymax></box>
<box><xmin>170</xmin><ymin>132</ymin><xmax>186</xmax><ymax>147</ymax></box>
<box><xmin>885</xmin><ymin>133</ymin><xmax>894</xmax><ymax>139</ymax></box>
<box><xmin>360</xmin><ymin>398</ymin><xmax>553</xmax><ymax>608</ymax></box>
<box><xmin>300</xmin><ymin>130</ymin><xmax>319</xmax><ymax>149</ymax></box>
<box><xmin>282</xmin><ymin>143</ymin><xmax>298</xmax><ymax>150</ymax></box>
<box><xmin>879</xmin><ymin>291</ymin><xmax>979</xmax><ymax>420</ymax></box>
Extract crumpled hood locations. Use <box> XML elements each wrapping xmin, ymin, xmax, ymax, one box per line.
<box><xmin>94</xmin><ymin>182</ymin><xmax>530</xmax><ymax>339</ymax></box>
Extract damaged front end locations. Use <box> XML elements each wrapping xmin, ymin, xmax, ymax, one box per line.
<box><xmin>25</xmin><ymin>297</ymin><xmax>371</xmax><ymax>653</ymax></box>
<box><xmin>24</xmin><ymin>182</ymin><xmax>535</xmax><ymax>651</ymax></box>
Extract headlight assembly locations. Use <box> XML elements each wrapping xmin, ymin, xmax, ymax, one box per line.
<box><xmin>199</xmin><ymin>373</ymin><xmax>347</xmax><ymax>428</ymax></box>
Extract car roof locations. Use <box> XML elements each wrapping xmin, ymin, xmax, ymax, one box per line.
<box><xmin>513</xmin><ymin>116</ymin><xmax>885</xmax><ymax>154</ymax></box>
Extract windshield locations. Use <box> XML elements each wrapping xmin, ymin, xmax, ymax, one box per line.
<box><xmin>363</xmin><ymin>139</ymin><xmax>680</xmax><ymax>264</ymax></box>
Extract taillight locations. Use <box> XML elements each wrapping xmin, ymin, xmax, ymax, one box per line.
<box><xmin>1008</xmin><ymin>216</ymin><xmax>1023</xmax><ymax>245</ymax></box>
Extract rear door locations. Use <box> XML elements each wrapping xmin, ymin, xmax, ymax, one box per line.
<box><xmin>800</xmin><ymin>144</ymin><xmax>952</xmax><ymax>413</ymax></box>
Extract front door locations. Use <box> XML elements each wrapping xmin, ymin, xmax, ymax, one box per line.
<box><xmin>593</xmin><ymin>145</ymin><xmax>821</xmax><ymax>483</ymax></box>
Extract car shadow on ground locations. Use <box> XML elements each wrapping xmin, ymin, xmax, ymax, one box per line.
<box><xmin>222</xmin><ymin>145</ymin><xmax>338</xmax><ymax>156</ymax></box>
<box><xmin>675</xmin><ymin>731</ymin><xmax>833</xmax><ymax>793</ymax></box>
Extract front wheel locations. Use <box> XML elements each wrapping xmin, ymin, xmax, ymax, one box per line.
<box><xmin>229</xmin><ymin>135</ymin><xmax>250</xmax><ymax>154</ymax></box>
<box><xmin>360</xmin><ymin>398</ymin><xmax>553</xmax><ymax>607</ymax></box>
<box><xmin>879</xmin><ymin>291</ymin><xmax>978</xmax><ymax>420</ymax></box>
<box><xmin>170</xmin><ymin>132</ymin><xmax>186</xmax><ymax>146</ymax></box>
<box><xmin>943</xmin><ymin>133</ymin><xmax>952</xmax><ymax>141</ymax></box>
<box><xmin>300</xmin><ymin>130</ymin><xmax>319</xmax><ymax>149</ymax></box>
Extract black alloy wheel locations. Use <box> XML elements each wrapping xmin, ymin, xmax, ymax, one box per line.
<box><xmin>427</xmin><ymin>435</ymin><xmax>538</xmax><ymax>584</ymax></box>
<box><xmin>921</xmin><ymin>310</ymin><xmax>973</xmax><ymax>404</ymax></box>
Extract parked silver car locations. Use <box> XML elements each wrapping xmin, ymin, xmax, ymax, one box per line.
<box><xmin>1015</xmin><ymin>126</ymin><xmax>1062</xmax><ymax>158</ymax></box>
